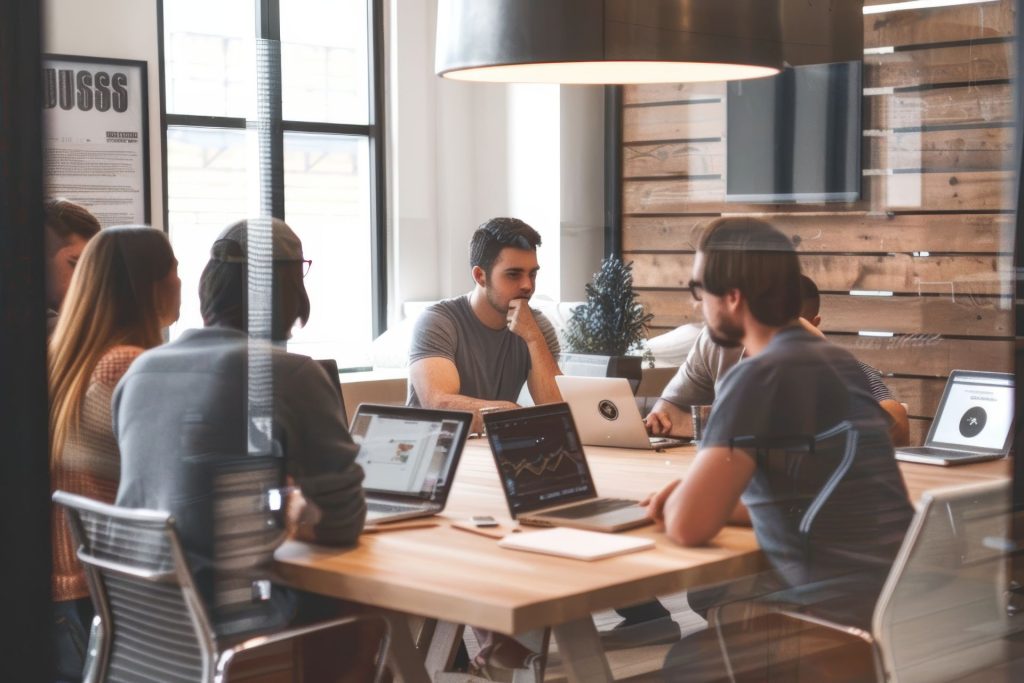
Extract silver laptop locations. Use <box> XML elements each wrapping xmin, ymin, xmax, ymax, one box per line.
<box><xmin>350</xmin><ymin>404</ymin><xmax>473</xmax><ymax>523</ymax></box>
<box><xmin>483</xmin><ymin>403</ymin><xmax>652</xmax><ymax>532</ymax></box>
<box><xmin>556</xmin><ymin>375</ymin><xmax>691</xmax><ymax>450</ymax></box>
<box><xmin>895</xmin><ymin>370</ymin><xmax>1013</xmax><ymax>466</ymax></box>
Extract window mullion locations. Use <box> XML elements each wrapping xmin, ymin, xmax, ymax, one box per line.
<box><xmin>255</xmin><ymin>0</ymin><xmax>284</xmax><ymax>219</ymax></box>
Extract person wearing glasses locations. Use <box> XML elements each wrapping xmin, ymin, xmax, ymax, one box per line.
<box><xmin>645</xmin><ymin>273</ymin><xmax>909</xmax><ymax>446</ymax></box>
<box><xmin>113</xmin><ymin>219</ymin><xmax>368</xmax><ymax>657</ymax></box>
<box><xmin>646</xmin><ymin>217</ymin><xmax>913</xmax><ymax>680</ymax></box>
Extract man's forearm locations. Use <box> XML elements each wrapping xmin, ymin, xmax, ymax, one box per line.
<box><xmin>526</xmin><ymin>339</ymin><xmax>562</xmax><ymax>405</ymax></box>
<box><xmin>424</xmin><ymin>392</ymin><xmax>518</xmax><ymax>432</ymax></box>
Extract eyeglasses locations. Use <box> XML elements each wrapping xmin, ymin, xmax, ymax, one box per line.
<box><xmin>688</xmin><ymin>279</ymin><xmax>705</xmax><ymax>301</ymax></box>
<box><xmin>301</xmin><ymin>259</ymin><xmax>312</xmax><ymax>278</ymax></box>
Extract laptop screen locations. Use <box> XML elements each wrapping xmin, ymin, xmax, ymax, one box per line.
<box><xmin>484</xmin><ymin>403</ymin><xmax>597</xmax><ymax>516</ymax></box>
<box><xmin>350</xmin><ymin>405</ymin><xmax>472</xmax><ymax>501</ymax></box>
<box><xmin>927</xmin><ymin>371</ymin><xmax>1014</xmax><ymax>454</ymax></box>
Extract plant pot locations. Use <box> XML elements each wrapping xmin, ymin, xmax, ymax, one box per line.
<box><xmin>557</xmin><ymin>353</ymin><xmax>644</xmax><ymax>396</ymax></box>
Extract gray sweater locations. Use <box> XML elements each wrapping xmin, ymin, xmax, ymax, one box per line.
<box><xmin>113</xmin><ymin>326</ymin><xmax>365</xmax><ymax>636</ymax></box>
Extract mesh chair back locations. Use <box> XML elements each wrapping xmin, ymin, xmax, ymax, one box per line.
<box><xmin>54</xmin><ymin>491</ymin><xmax>215</xmax><ymax>683</ymax></box>
<box><xmin>873</xmin><ymin>479</ymin><xmax>1013</xmax><ymax>683</ymax></box>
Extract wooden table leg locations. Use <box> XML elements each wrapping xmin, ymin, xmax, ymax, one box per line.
<box><xmin>552</xmin><ymin>617</ymin><xmax>614</xmax><ymax>683</ymax></box>
<box><xmin>380</xmin><ymin>610</ymin><xmax>431</xmax><ymax>683</ymax></box>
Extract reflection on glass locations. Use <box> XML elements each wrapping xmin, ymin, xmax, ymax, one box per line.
<box><xmin>163</xmin><ymin>0</ymin><xmax>255</xmax><ymax>117</ymax></box>
<box><xmin>166</xmin><ymin>126</ymin><xmax>248</xmax><ymax>338</ymax></box>
<box><xmin>281</xmin><ymin>0</ymin><xmax>369</xmax><ymax>124</ymax></box>
<box><xmin>284</xmin><ymin>132</ymin><xmax>372</xmax><ymax>367</ymax></box>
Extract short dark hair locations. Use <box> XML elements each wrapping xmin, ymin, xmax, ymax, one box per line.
<box><xmin>43</xmin><ymin>198</ymin><xmax>101</xmax><ymax>255</ymax></box>
<box><xmin>199</xmin><ymin>224</ymin><xmax>310</xmax><ymax>340</ymax></box>
<box><xmin>698</xmin><ymin>217</ymin><xmax>801</xmax><ymax>327</ymax></box>
<box><xmin>799</xmin><ymin>274</ymin><xmax>820</xmax><ymax>319</ymax></box>
<box><xmin>469</xmin><ymin>217</ymin><xmax>541</xmax><ymax>277</ymax></box>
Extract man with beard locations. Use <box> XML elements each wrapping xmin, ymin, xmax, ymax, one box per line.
<box><xmin>645</xmin><ymin>274</ymin><xmax>910</xmax><ymax>445</ymax></box>
<box><xmin>408</xmin><ymin>217</ymin><xmax>562</xmax><ymax>434</ymax></box>
<box><xmin>645</xmin><ymin>217</ymin><xmax>913</xmax><ymax>679</ymax></box>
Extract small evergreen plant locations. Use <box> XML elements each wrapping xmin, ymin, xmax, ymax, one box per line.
<box><xmin>563</xmin><ymin>257</ymin><xmax>653</xmax><ymax>356</ymax></box>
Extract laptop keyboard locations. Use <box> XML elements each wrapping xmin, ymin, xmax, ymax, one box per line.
<box><xmin>554</xmin><ymin>498</ymin><xmax>638</xmax><ymax>519</ymax></box>
<box><xmin>367</xmin><ymin>501</ymin><xmax>419</xmax><ymax>514</ymax></box>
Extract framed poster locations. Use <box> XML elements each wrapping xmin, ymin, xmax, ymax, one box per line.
<box><xmin>41</xmin><ymin>54</ymin><xmax>150</xmax><ymax>227</ymax></box>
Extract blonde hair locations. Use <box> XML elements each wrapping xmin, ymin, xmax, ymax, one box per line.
<box><xmin>49</xmin><ymin>226</ymin><xmax>176</xmax><ymax>467</ymax></box>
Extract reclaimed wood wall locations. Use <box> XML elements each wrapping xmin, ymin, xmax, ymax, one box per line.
<box><xmin>622</xmin><ymin>0</ymin><xmax>1016</xmax><ymax>445</ymax></box>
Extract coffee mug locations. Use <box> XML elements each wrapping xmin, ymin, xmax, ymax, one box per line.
<box><xmin>691</xmin><ymin>405</ymin><xmax>713</xmax><ymax>443</ymax></box>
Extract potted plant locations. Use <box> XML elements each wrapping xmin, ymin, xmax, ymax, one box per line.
<box><xmin>561</xmin><ymin>257</ymin><xmax>654</xmax><ymax>393</ymax></box>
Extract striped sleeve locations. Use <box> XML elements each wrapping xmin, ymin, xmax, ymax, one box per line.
<box><xmin>858</xmin><ymin>361</ymin><xmax>894</xmax><ymax>403</ymax></box>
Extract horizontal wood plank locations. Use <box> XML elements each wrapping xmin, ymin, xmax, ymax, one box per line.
<box><xmin>886</xmin><ymin>377</ymin><xmax>950</xmax><ymax>419</ymax></box>
<box><xmin>866</xmin><ymin>83</ymin><xmax>1013</xmax><ymax>130</ymax></box>
<box><xmin>864</xmin><ymin>0</ymin><xmax>1015</xmax><ymax>49</ymax></box>
<box><xmin>637</xmin><ymin>291</ymin><xmax>1012</xmax><ymax>337</ymax></box>
<box><xmin>630</xmin><ymin>253</ymin><xmax>1011</xmax><ymax>295</ymax></box>
<box><xmin>622</xmin><ymin>214</ymin><xmax>1012</xmax><ymax>254</ymax></box>
<box><xmin>865</xmin><ymin>41</ymin><xmax>1012</xmax><ymax>89</ymax></box>
<box><xmin>624</xmin><ymin>140</ymin><xmax>724</xmax><ymax>178</ymax></box>
<box><xmin>623</xmin><ymin>101</ymin><xmax>724</xmax><ymax>143</ymax></box>
<box><xmin>623</xmin><ymin>172</ymin><xmax>1013</xmax><ymax>212</ymax></box>
<box><xmin>871</xmin><ymin>170</ymin><xmax>1014</xmax><ymax>211</ymax></box>
<box><xmin>623</xmin><ymin>82</ymin><xmax>725</xmax><ymax>105</ymax></box>
<box><xmin>831</xmin><ymin>334</ymin><xmax>1012</xmax><ymax>376</ymax></box>
<box><xmin>865</xmin><ymin>127</ymin><xmax>1013</xmax><ymax>172</ymax></box>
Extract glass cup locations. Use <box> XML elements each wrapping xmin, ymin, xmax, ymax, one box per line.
<box><xmin>477</xmin><ymin>406</ymin><xmax>504</xmax><ymax>437</ymax></box>
<box><xmin>691</xmin><ymin>405</ymin><xmax>713</xmax><ymax>444</ymax></box>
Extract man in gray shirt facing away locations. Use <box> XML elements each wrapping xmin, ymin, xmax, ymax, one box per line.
<box><xmin>408</xmin><ymin>217</ymin><xmax>562</xmax><ymax>434</ymax></box>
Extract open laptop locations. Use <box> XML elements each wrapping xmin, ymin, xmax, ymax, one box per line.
<box><xmin>349</xmin><ymin>404</ymin><xmax>473</xmax><ymax>523</ymax></box>
<box><xmin>483</xmin><ymin>403</ymin><xmax>652</xmax><ymax>532</ymax></box>
<box><xmin>556</xmin><ymin>375</ymin><xmax>691</xmax><ymax>450</ymax></box>
<box><xmin>895</xmin><ymin>370</ymin><xmax>1014</xmax><ymax>466</ymax></box>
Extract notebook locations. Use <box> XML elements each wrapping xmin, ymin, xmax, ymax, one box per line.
<box><xmin>349</xmin><ymin>404</ymin><xmax>473</xmax><ymax>523</ymax></box>
<box><xmin>483</xmin><ymin>403</ymin><xmax>652</xmax><ymax>532</ymax></box>
<box><xmin>498</xmin><ymin>527</ymin><xmax>655</xmax><ymax>561</ymax></box>
<box><xmin>556</xmin><ymin>375</ymin><xmax>691</xmax><ymax>450</ymax></box>
<box><xmin>895</xmin><ymin>370</ymin><xmax>1014</xmax><ymax>466</ymax></box>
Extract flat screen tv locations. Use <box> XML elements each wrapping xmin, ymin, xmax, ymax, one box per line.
<box><xmin>726</xmin><ymin>60</ymin><xmax>862</xmax><ymax>203</ymax></box>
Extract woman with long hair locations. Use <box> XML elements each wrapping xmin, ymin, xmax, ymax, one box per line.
<box><xmin>48</xmin><ymin>226</ymin><xmax>180</xmax><ymax>683</ymax></box>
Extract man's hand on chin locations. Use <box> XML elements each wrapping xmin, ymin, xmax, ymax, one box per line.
<box><xmin>506</xmin><ymin>298</ymin><xmax>542</xmax><ymax>344</ymax></box>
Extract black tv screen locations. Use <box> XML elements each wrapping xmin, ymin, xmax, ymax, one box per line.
<box><xmin>726</xmin><ymin>60</ymin><xmax>862</xmax><ymax>203</ymax></box>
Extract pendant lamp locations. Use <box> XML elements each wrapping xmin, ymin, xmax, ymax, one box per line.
<box><xmin>435</xmin><ymin>0</ymin><xmax>786</xmax><ymax>84</ymax></box>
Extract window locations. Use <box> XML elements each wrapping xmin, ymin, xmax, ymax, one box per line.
<box><xmin>162</xmin><ymin>0</ymin><xmax>385</xmax><ymax>368</ymax></box>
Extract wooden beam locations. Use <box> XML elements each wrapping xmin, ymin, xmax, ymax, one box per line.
<box><xmin>623</xmin><ymin>101</ymin><xmax>724</xmax><ymax>143</ymax></box>
<box><xmin>866</xmin><ymin>83</ymin><xmax>1013</xmax><ymax>130</ymax></box>
<box><xmin>629</xmin><ymin>253</ymin><xmax>1011</xmax><ymax>295</ymax></box>
<box><xmin>886</xmin><ymin>377</ymin><xmax>950</xmax><ymax>418</ymax></box>
<box><xmin>624</xmin><ymin>140</ymin><xmax>724</xmax><ymax>178</ymax></box>
<box><xmin>865</xmin><ymin>41</ymin><xmax>1012</xmax><ymax>89</ymax></box>
<box><xmin>864</xmin><ymin>0</ymin><xmax>1015</xmax><ymax>49</ymax></box>
<box><xmin>622</xmin><ymin>214</ymin><xmax>1012</xmax><ymax>254</ymax></box>
<box><xmin>865</xmin><ymin>127</ymin><xmax>1013</xmax><ymax>172</ymax></box>
<box><xmin>637</xmin><ymin>291</ymin><xmax>1012</xmax><ymax>337</ymax></box>
<box><xmin>623</xmin><ymin>82</ymin><xmax>725</xmax><ymax>106</ymax></box>
<box><xmin>831</xmin><ymin>335</ymin><xmax>1012</xmax><ymax>376</ymax></box>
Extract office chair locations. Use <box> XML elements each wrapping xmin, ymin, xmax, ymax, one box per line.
<box><xmin>54</xmin><ymin>490</ymin><xmax>391</xmax><ymax>683</ymax></box>
<box><xmin>712</xmin><ymin>479</ymin><xmax>1015</xmax><ymax>682</ymax></box>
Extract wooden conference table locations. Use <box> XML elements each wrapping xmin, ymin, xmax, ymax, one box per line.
<box><xmin>274</xmin><ymin>439</ymin><xmax>1010</xmax><ymax>682</ymax></box>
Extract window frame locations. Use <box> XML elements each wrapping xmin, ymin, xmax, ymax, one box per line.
<box><xmin>156</xmin><ymin>0</ymin><xmax>388</xmax><ymax>341</ymax></box>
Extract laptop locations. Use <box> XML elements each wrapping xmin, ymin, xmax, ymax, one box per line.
<box><xmin>483</xmin><ymin>403</ymin><xmax>652</xmax><ymax>532</ymax></box>
<box><xmin>556</xmin><ymin>375</ymin><xmax>690</xmax><ymax>450</ymax></box>
<box><xmin>349</xmin><ymin>404</ymin><xmax>473</xmax><ymax>523</ymax></box>
<box><xmin>895</xmin><ymin>370</ymin><xmax>1014</xmax><ymax>466</ymax></box>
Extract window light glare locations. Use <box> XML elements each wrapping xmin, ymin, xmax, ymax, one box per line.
<box><xmin>863</xmin><ymin>0</ymin><xmax>999</xmax><ymax>15</ymax></box>
<box><xmin>859</xmin><ymin>331</ymin><xmax>896</xmax><ymax>337</ymax></box>
<box><xmin>442</xmin><ymin>61</ymin><xmax>780</xmax><ymax>85</ymax></box>
<box><xmin>850</xmin><ymin>290</ymin><xmax>895</xmax><ymax>297</ymax></box>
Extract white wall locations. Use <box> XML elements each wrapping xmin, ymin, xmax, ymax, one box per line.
<box><xmin>44</xmin><ymin>0</ymin><xmax>164</xmax><ymax>231</ymax></box>
<box><xmin>388</xmin><ymin>0</ymin><xmax>605</xmax><ymax>318</ymax></box>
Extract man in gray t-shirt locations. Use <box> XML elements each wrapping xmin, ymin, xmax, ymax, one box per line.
<box><xmin>408</xmin><ymin>217</ymin><xmax>562</xmax><ymax>434</ymax></box>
